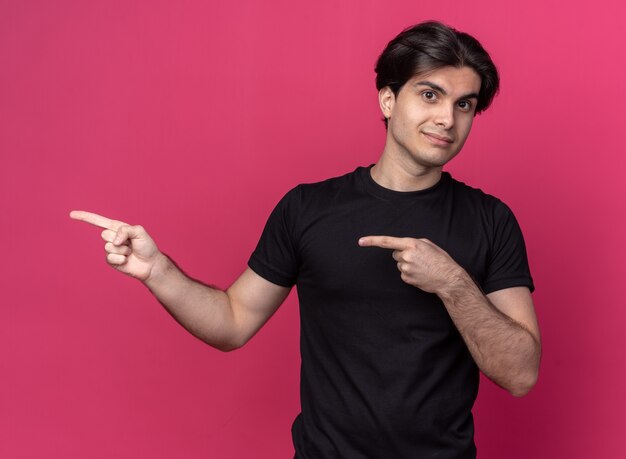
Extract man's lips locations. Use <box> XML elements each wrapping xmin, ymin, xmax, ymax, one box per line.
<box><xmin>422</xmin><ymin>131</ymin><xmax>454</xmax><ymax>145</ymax></box>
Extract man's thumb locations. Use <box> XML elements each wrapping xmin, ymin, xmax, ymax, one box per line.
<box><xmin>114</xmin><ymin>225</ymin><xmax>144</xmax><ymax>246</ymax></box>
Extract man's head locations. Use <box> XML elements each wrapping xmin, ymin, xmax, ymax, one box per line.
<box><xmin>375</xmin><ymin>21</ymin><xmax>499</xmax><ymax>129</ymax></box>
<box><xmin>373</xmin><ymin>22</ymin><xmax>499</xmax><ymax>173</ymax></box>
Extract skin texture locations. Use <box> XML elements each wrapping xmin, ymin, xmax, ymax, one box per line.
<box><xmin>70</xmin><ymin>65</ymin><xmax>541</xmax><ymax>395</ymax></box>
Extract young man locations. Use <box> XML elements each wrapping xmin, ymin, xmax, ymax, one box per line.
<box><xmin>71</xmin><ymin>21</ymin><xmax>540</xmax><ymax>458</ymax></box>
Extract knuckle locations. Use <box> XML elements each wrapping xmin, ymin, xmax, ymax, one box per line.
<box><xmin>116</xmin><ymin>227</ymin><xmax>131</xmax><ymax>241</ymax></box>
<box><xmin>107</xmin><ymin>253</ymin><xmax>124</xmax><ymax>265</ymax></box>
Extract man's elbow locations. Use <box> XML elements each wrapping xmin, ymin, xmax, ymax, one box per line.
<box><xmin>212</xmin><ymin>333</ymin><xmax>249</xmax><ymax>352</ymax></box>
<box><xmin>205</xmin><ymin>341</ymin><xmax>241</xmax><ymax>353</ymax></box>
<box><xmin>509</xmin><ymin>369</ymin><xmax>539</xmax><ymax>397</ymax></box>
<box><xmin>198</xmin><ymin>332</ymin><xmax>247</xmax><ymax>353</ymax></box>
<box><xmin>509</xmin><ymin>333</ymin><xmax>541</xmax><ymax>397</ymax></box>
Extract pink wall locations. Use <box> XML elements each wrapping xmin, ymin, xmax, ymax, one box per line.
<box><xmin>1</xmin><ymin>0</ymin><xmax>624</xmax><ymax>457</ymax></box>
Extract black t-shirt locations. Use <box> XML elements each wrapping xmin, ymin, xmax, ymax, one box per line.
<box><xmin>248</xmin><ymin>166</ymin><xmax>534</xmax><ymax>459</ymax></box>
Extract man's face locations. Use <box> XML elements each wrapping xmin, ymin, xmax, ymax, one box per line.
<box><xmin>380</xmin><ymin>66</ymin><xmax>482</xmax><ymax>171</ymax></box>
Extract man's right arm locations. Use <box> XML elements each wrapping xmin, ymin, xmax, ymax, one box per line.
<box><xmin>70</xmin><ymin>210</ymin><xmax>291</xmax><ymax>352</ymax></box>
<box><xmin>145</xmin><ymin>257</ymin><xmax>290</xmax><ymax>351</ymax></box>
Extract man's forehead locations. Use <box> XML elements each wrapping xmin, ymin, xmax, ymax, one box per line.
<box><xmin>409</xmin><ymin>66</ymin><xmax>481</xmax><ymax>94</ymax></box>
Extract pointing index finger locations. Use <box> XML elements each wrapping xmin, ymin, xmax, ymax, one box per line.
<box><xmin>69</xmin><ymin>210</ymin><xmax>127</xmax><ymax>231</ymax></box>
<box><xmin>358</xmin><ymin>235</ymin><xmax>412</xmax><ymax>251</ymax></box>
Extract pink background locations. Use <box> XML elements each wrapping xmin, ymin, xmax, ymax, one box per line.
<box><xmin>2</xmin><ymin>0</ymin><xmax>625</xmax><ymax>457</ymax></box>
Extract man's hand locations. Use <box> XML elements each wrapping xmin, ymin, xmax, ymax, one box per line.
<box><xmin>70</xmin><ymin>210</ymin><xmax>163</xmax><ymax>282</ymax></box>
<box><xmin>358</xmin><ymin>235</ymin><xmax>463</xmax><ymax>295</ymax></box>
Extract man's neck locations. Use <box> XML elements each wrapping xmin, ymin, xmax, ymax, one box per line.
<box><xmin>370</xmin><ymin>154</ymin><xmax>443</xmax><ymax>192</ymax></box>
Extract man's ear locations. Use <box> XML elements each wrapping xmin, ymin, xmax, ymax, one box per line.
<box><xmin>378</xmin><ymin>87</ymin><xmax>395</xmax><ymax>120</ymax></box>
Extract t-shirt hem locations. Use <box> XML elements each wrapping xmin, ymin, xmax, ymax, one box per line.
<box><xmin>248</xmin><ymin>256</ymin><xmax>295</xmax><ymax>288</ymax></box>
<box><xmin>483</xmin><ymin>277</ymin><xmax>535</xmax><ymax>294</ymax></box>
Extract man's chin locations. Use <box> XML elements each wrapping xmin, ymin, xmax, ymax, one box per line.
<box><xmin>413</xmin><ymin>150</ymin><xmax>460</xmax><ymax>168</ymax></box>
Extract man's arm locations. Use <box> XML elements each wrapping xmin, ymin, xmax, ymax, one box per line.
<box><xmin>70</xmin><ymin>211</ymin><xmax>290</xmax><ymax>352</ymax></box>
<box><xmin>359</xmin><ymin>235</ymin><xmax>541</xmax><ymax>397</ymax></box>
<box><xmin>439</xmin><ymin>279</ymin><xmax>540</xmax><ymax>397</ymax></box>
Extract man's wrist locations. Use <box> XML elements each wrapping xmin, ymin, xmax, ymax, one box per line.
<box><xmin>144</xmin><ymin>252</ymin><xmax>171</xmax><ymax>288</ymax></box>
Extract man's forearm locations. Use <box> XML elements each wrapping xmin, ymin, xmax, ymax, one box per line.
<box><xmin>439</xmin><ymin>271</ymin><xmax>541</xmax><ymax>397</ymax></box>
<box><xmin>142</xmin><ymin>253</ymin><xmax>240</xmax><ymax>351</ymax></box>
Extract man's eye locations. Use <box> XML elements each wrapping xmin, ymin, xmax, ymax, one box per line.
<box><xmin>458</xmin><ymin>100</ymin><xmax>472</xmax><ymax>111</ymax></box>
<box><xmin>422</xmin><ymin>91</ymin><xmax>437</xmax><ymax>101</ymax></box>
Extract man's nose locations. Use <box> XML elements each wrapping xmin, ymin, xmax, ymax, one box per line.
<box><xmin>433</xmin><ymin>104</ymin><xmax>455</xmax><ymax>129</ymax></box>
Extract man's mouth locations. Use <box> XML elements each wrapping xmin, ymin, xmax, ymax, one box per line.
<box><xmin>422</xmin><ymin>131</ymin><xmax>454</xmax><ymax>145</ymax></box>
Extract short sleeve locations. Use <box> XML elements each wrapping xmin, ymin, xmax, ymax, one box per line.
<box><xmin>247</xmin><ymin>186</ymin><xmax>301</xmax><ymax>287</ymax></box>
<box><xmin>482</xmin><ymin>201</ymin><xmax>535</xmax><ymax>294</ymax></box>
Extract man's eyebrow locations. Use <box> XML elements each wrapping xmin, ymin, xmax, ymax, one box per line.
<box><xmin>415</xmin><ymin>80</ymin><xmax>448</xmax><ymax>95</ymax></box>
<box><xmin>459</xmin><ymin>92</ymin><xmax>479</xmax><ymax>101</ymax></box>
<box><xmin>415</xmin><ymin>80</ymin><xmax>479</xmax><ymax>101</ymax></box>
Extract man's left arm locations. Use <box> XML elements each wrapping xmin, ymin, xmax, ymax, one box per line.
<box><xmin>359</xmin><ymin>236</ymin><xmax>541</xmax><ymax>397</ymax></box>
<box><xmin>440</xmin><ymin>277</ymin><xmax>540</xmax><ymax>397</ymax></box>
